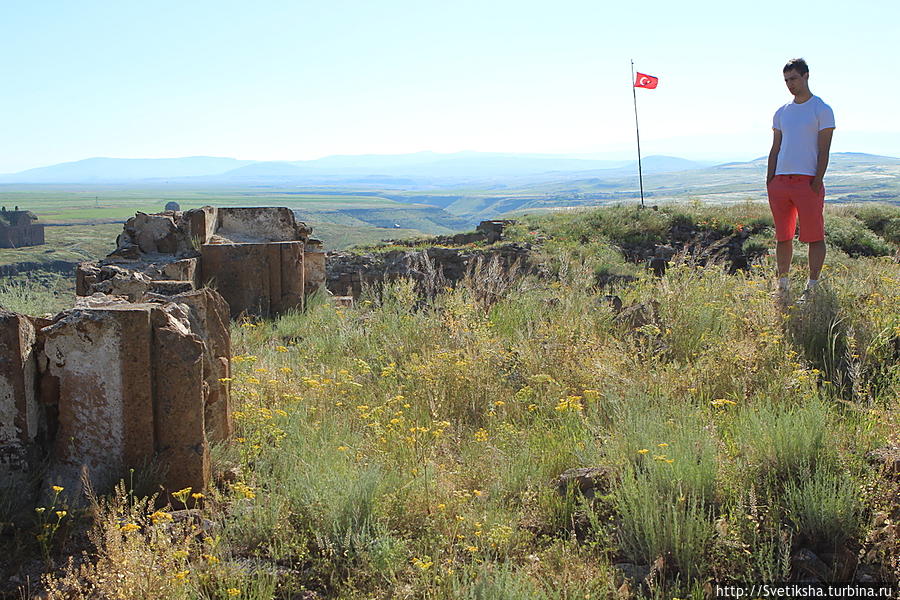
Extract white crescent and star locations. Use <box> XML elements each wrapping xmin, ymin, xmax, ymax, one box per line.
<box><xmin>639</xmin><ymin>76</ymin><xmax>653</xmax><ymax>86</ymax></box>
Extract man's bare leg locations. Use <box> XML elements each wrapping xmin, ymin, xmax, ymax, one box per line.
<box><xmin>773</xmin><ymin>240</ymin><xmax>793</xmax><ymax>307</ymax></box>
<box><xmin>807</xmin><ymin>240</ymin><xmax>826</xmax><ymax>281</ymax></box>
<box><xmin>776</xmin><ymin>240</ymin><xmax>793</xmax><ymax>278</ymax></box>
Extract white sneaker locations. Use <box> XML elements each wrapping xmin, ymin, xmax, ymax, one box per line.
<box><xmin>796</xmin><ymin>286</ymin><xmax>817</xmax><ymax>307</ymax></box>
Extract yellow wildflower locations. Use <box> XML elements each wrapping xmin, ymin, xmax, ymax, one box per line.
<box><xmin>149</xmin><ymin>510</ymin><xmax>172</xmax><ymax>524</ymax></box>
<box><xmin>172</xmin><ymin>487</ymin><xmax>192</xmax><ymax>504</ymax></box>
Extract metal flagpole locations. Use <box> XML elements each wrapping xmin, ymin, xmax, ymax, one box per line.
<box><xmin>630</xmin><ymin>59</ymin><xmax>645</xmax><ymax>208</ymax></box>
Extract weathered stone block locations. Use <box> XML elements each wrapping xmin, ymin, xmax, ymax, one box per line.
<box><xmin>160</xmin><ymin>258</ymin><xmax>200</xmax><ymax>285</ymax></box>
<box><xmin>41</xmin><ymin>305</ymin><xmax>156</xmax><ymax>494</ymax></box>
<box><xmin>186</xmin><ymin>206</ymin><xmax>218</xmax><ymax>246</ymax></box>
<box><xmin>304</xmin><ymin>250</ymin><xmax>326</xmax><ymax>297</ymax></box>
<box><xmin>0</xmin><ymin>311</ymin><xmax>39</xmax><ymax>475</ymax></box>
<box><xmin>38</xmin><ymin>299</ymin><xmax>214</xmax><ymax>498</ymax></box>
<box><xmin>91</xmin><ymin>269</ymin><xmax>154</xmax><ymax>300</ymax></box>
<box><xmin>201</xmin><ymin>241</ymin><xmax>308</xmax><ymax>318</ymax></box>
<box><xmin>75</xmin><ymin>262</ymin><xmax>100</xmax><ymax>296</ymax></box>
<box><xmin>201</xmin><ymin>243</ymin><xmax>271</xmax><ymax>317</ymax></box>
<box><xmin>148</xmin><ymin>280</ymin><xmax>195</xmax><ymax>296</ymax></box>
<box><xmin>279</xmin><ymin>241</ymin><xmax>306</xmax><ymax>313</ymax></box>
<box><xmin>166</xmin><ymin>288</ymin><xmax>232</xmax><ymax>442</ymax></box>
<box><xmin>150</xmin><ymin>305</ymin><xmax>209</xmax><ymax>494</ymax></box>
<box><xmin>215</xmin><ymin>207</ymin><xmax>309</xmax><ymax>242</ymax></box>
<box><xmin>132</xmin><ymin>213</ymin><xmax>182</xmax><ymax>254</ymax></box>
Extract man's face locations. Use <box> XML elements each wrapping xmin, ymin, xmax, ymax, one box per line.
<box><xmin>783</xmin><ymin>69</ymin><xmax>809</xmax><ymax>96</ymax></box>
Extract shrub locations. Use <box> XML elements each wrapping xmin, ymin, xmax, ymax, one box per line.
<box><xmin>786</xmin><ymin>284</ymin><xmax>848</xmax><ymax>384</ymax></box>
<box><xmin>735</xmin><ymin>398</ymin><xmax>834</xmax><ymax>485</ymax></box>
<box><xmin>783</xmin><ymin>467</ymin><xmax>867</xmax><ymax>550</ymax></box>
<box><xmin>825</xmin><ymin>215</ymin><xmax>893</xmax><ymax>257</ymax></box>
<box><xmin>0</xmin><ymin>274</ymin><xmax>71</xmax><ymax>315</ymax></box>
<box><xmin>844</xmin><ymin>203</ymin><xmax>900</xmax><ymax>245</ymax></box>
<box><xmin>614</xmin><ymin>468</ymin><xmax>715</xmax><ymax>580</ymax></box>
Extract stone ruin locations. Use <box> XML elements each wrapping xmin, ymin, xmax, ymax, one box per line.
<box><xmin>0</xmin><ymin>207</ymin><xmax>45</xmax><ymax>249</ymax></box>
<box><xmin>0</xmin><ymin>209</ymin><xmax>526</xmax><ymax>508</ymax></box>
<box><xmin>77</xmin><ymin>206</ymin><xmax>326</xmax><ymax>318</ymax></box>
<box><xmin>1</xmin><ymin>206</ymin><xmax>331</xmax><ymax>509</ymax></box>
<box><xmin>1</xmin><ymin>288</ymin><xmax>230</xmax><ymax>505</ymax></box>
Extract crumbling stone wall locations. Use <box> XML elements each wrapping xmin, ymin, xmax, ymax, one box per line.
<box><xmin>386</xmin><ymin>219</ymin><xmax>515</xmax><ymax>248</ymax></box>
<box><xmin>327</xmin><ymin>243</ymin><xmax>534</xmax><ymax>298</ymax></box>
<box><xmin>326</xmin><ymin>219</ymin><xmax>529</xmax><ymax>298</ymax></box>
<box><xmin>77</xmin><ymin>206</ymin><xmax>325</xmax><ymax>318</ymax></box>
<box><xmin>0</xmin><ymin>289</ymin><xmax>231</xmax><ymax>504</ymax></box>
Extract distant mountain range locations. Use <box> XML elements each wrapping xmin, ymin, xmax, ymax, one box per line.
<box><xmin>0</xmin><ymin>152</ymin><xmax>716</xmax><ymax>186</ymax></box>
<box><xmin>0</xmin><ymin>157</ymin><xmax>256</xmax><ymax>183</ymax></box>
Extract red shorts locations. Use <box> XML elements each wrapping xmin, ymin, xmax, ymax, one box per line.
<box><xmin>766</xmin><ymin>175</ymin><xmax>825</xmax><ymax>243</ymax></box>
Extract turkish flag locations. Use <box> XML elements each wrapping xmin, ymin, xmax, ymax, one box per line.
<box><xmin>634</xmin><ymin>73</ymin><xmax>659</xmax><ymax>89</ymax></box>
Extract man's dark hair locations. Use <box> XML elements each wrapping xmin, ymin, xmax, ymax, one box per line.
<box><xmin>783</xmin><ymin>58</ymin><xmax>809</xmax><ymax>75</ymax></box>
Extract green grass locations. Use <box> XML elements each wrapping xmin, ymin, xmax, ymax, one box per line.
<box><xmin>4</xmin><ymin>203</ymin><xmax>898</xmax><ymax>598</ymax></box>
<box><xmin>0</xmin><ymin>223</ymin><xmax>120</xmax><ymax>267</ymax></box>
<box><xmin>0</xmin><ymin>272</ymin><xmax>73</xmax><ymax>314</ymax></box>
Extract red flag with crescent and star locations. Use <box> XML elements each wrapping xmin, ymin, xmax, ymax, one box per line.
<box><xmin>634</xmin><ymin>72</ymin><xmax>659</xmax><ymax>89</ymax></box>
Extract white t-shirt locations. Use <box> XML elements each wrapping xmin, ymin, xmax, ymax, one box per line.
<box><xmin>773</xmin><ymin>95</ymin><xmax>835</xmax><ymax>176</ymax></box>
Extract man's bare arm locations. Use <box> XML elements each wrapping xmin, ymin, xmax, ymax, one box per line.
<box><xmin>811</xmin><ymin>127</ymin><xmax>835</xmax><ymax>193</ymax></box>
<box><xmin>767</xmin><ymin>128</ymin><xmax>782</xmax><ymax>184</ymax></box>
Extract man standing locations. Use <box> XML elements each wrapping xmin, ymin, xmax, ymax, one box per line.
<box><xmin>766</xmin><ymin>58</ymin><xmax>835</xmax><ymax>304</ymax></box>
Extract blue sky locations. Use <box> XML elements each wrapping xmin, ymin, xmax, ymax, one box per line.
<box><xmin>1</xmin><ymin>0</ymin><xmax>898</xmax><ymax>173</ymax></box>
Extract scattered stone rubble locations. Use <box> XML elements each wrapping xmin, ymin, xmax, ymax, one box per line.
<box><xmin>326</xmin><ymin>220</ymin><xmax>531</xmax><ymax>298</ymax></box>
<box><xmin>1</xmin><ymin>288</ymin><xmax>231</xmax><ymax>505</ymax></box>
<box><xmin>77</xmin><ymin>206</ymin><xmax>326</xmax><ymax>318</ymax></box>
